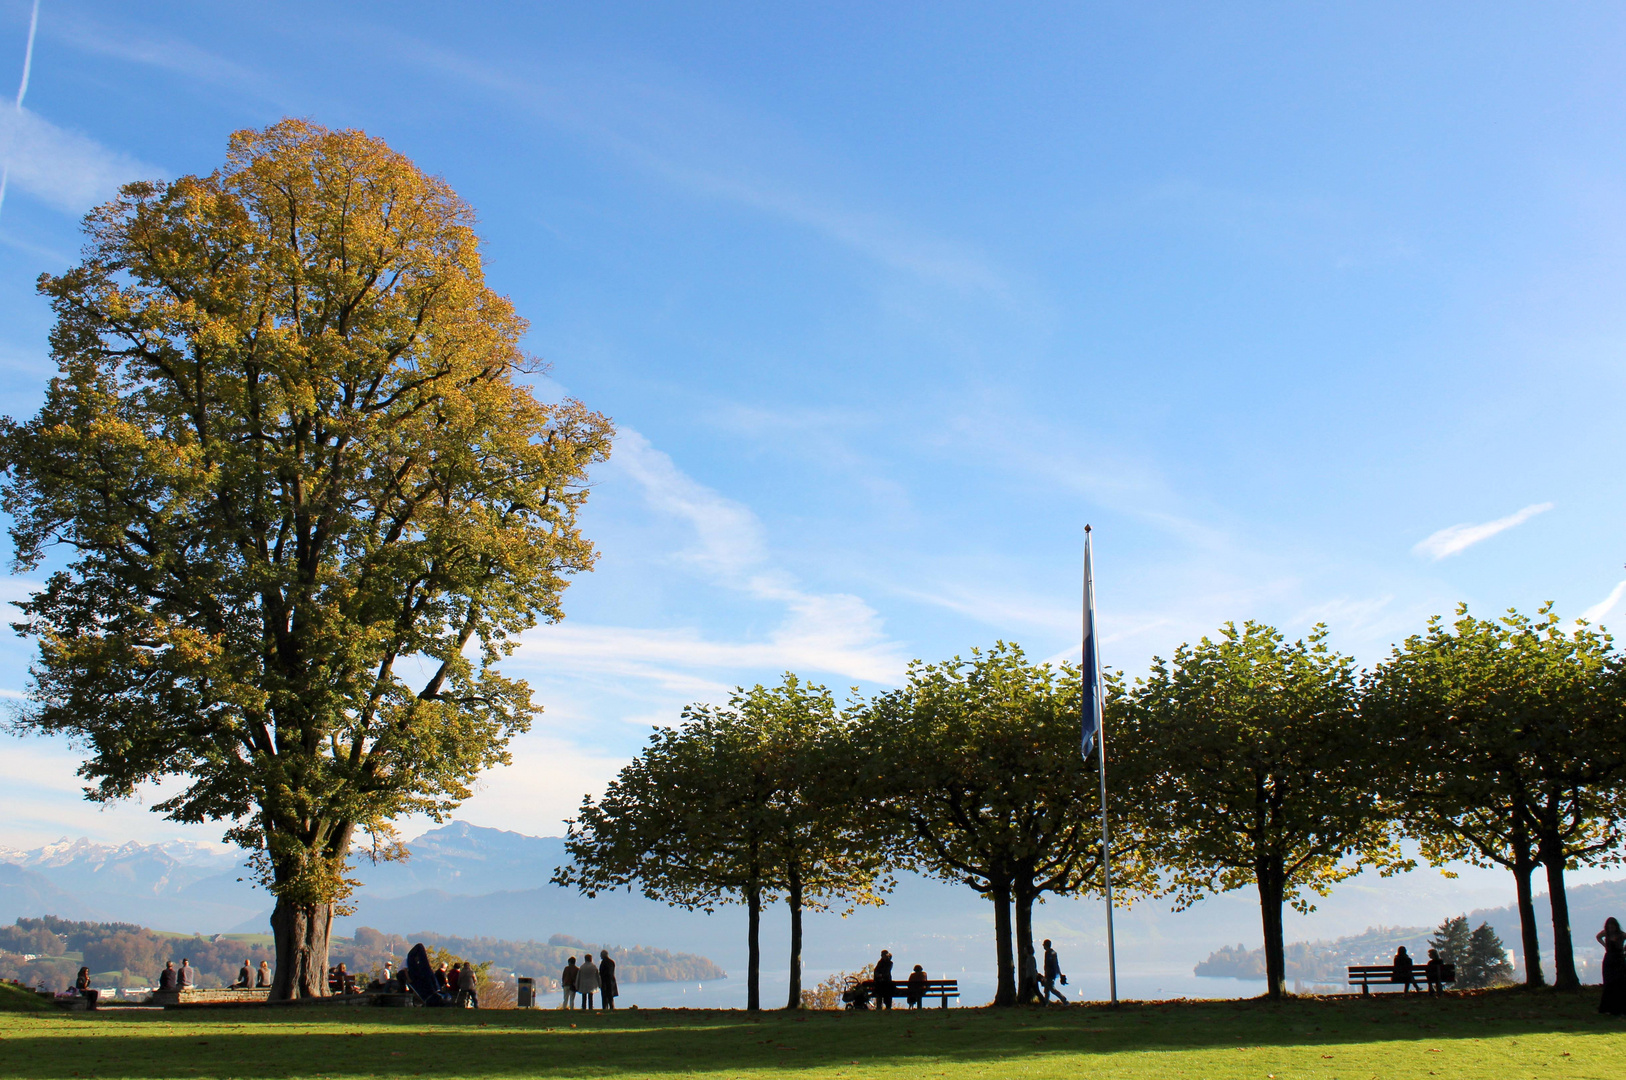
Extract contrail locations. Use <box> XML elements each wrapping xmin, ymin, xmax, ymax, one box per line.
<box><xmin>0</xmin><ymin>0</ymin><xmax>43</xmax><ymax>226</ymax></box>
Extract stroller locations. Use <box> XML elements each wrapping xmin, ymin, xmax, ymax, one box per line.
<box><xmin>841</xmin><ymin>981</ymin><xmax>873</xmax><ymax>1010</ymax></box>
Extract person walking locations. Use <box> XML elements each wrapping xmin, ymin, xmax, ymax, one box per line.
<box><xmin>177</xmin><ymin>959</ymin><xmax>195</xmax><ymax>990</ymax></box>
<box><xmin>599</xmin><ymin>950</ymin><xmax>619</xmax><ymax>1010</ymax></box>
<box><xmin>577</xmin><ymin>955</ymin><xmax>601</xmax><ymax>1010</ymax></box>
<box><xmin>872</xmin><ymin>950</ymin><xmax>895</xmax><ymax>1010</ymax></box>
<box><xmin>560</xmin><ymin>956</ymin><xmax>578</xmax><ymax>1008</ymax></box>
<box><xmin>1041</xmin><ymin>939</ymin><xmax>1068</xmax><ymax>1004</ymax></box>
<box><xmin>256</xmin><ymin>960</ymin><xmax>272</xmax><ymax>988</ymax></box>
<box><xmin>1598</xmin><ymin>917</ymin><xmax>1625</xmax><ymax>1016</ymax></box>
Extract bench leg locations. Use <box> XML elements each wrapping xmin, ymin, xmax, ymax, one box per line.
<box><xmin>1360</xmin><ymin>983</ymin><xmax>1368</xmax><ymax>995</ymax></box>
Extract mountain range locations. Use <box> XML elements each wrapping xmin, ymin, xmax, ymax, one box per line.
<box><xmin>2</xmin><ymin>822</ymin><xmax>1617</xmax><ymax>997</ymax></box>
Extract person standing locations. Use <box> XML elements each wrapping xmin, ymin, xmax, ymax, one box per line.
<box><xmin>577</xmin><ymin>955</ymin><xmax>601</xmax><ymax>1010</ymax></box>
<box><xmin>177</xmin><ymin>959</ymin><xmax>195</xmax><ymax>990</ymax></box>
<box><xmin>435</xmin><ymin>963</ymin><xmax>450</xmax><ymax>992</ymax></box>
<box><xmin>560</xmin><ymin>956</ymin><xmax>578</xmax><ymax>1008</ymax></box>
<box><xmin>1598</xmin><ymin>917</ymin><xmax>1625</xmax><ymax>1016</ymax></box>
<box><xmin>1041</xmin><ymin>940</ymin><xmax>1068</xmax><ymax>1004</ymax></box>
<box><xmin>599</xmin><ymin>950</ymin><xmax>619</xmax><ymax>1010</ymax></box>
<box><xmin>873</xmin><ymin>950</ymin><xmax>895</xmax><ymax>1010</ymax></box>
<box><xmin>1018</xmin><ymin>945</ymin><xmax>1039</xmax><ymax>1003</ymax></box>
<box><xmin>459</xmin><ymin>963</ymin><xmax>478</xmax><ymax>1008</ymax></box>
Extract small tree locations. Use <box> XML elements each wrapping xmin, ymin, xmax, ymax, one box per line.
<box><xmin>1429</xmin><ymin>916</ymin><xmax>1472</xmax><ymax>970</ymax></box>
<box><xmin>0</xmin><ymin>120</ymin><xmax>613</xmax><ymax>997</ymax></box>
<box><xmin>1464</xmin><ymin>922</ymin><xmax>1514</xmax><ymax>988</ymax></box>
<box><xmin>1119</xmin><ymin>622</ymin><xmax>1404</xmax><ymax>999</ymax></box>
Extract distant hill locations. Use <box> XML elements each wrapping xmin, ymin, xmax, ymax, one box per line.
<box><xmin>1195</xmin><ymin>878</ymin><xmax>1626</xmax><ymax>985</ymax></box>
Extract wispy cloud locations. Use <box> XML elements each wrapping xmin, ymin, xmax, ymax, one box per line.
<box><xmin>1582</xmin><ymin>580</ymin><xmax>1626</xmax><ymax>628</ymax></box>
<box><xmin>1412</xmin><ymin>502</ymin><xmax>1553</xmax><ymax>561</ymax></box>
<box><xmin>385</xmin><ymin>39</ymin><xmax>1011</xmax><ymax>298</ymax></box>
<box><xmin>520</xmin><ymin>429</ymin><xmax>907</xmax><ymax>689</ymax></box>
<box><xmin>0</xmin><ymin>107</ymin><xmax>160</xmax><ymax>215</ymax></box>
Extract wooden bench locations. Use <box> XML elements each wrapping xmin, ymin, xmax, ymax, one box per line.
<box><xmin>854</xmin><ymin>978</ymin><xmax>960</xmax><ymax>1008</ymax></box>
<box><xmin>1347</xmin><ymin>963</ymin><xmax>1455</xmax><ymax>994</ymax></box>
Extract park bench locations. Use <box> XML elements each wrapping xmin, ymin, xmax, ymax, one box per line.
<box><xmin>852</xmin><ymin>978</ymin><xmax>960</xmax><ymax>1008</ymax></box>
<box><xmin>1346</xmin><ymin>963</ymin><xmax>1454</xmax><ymax>994</ymax></box>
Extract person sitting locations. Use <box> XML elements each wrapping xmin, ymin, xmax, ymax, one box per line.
<box><xmin>232</xmin><ymin>960</ymin><xmax>253</xmax><ymax>989</ymax></box>
<box><xmin>177</xmin><ymin>959</ymin><xmax>195</xmax><ymax>990</ymax></box>
<box><xmin>158</xmin><ymin>961</ymin><xmax>176</xmax><ymax>991</ymax></box>
<box><xmin>1424</xmin><ymin>949</ymin><xmax>1445</xmax><ymax>996</ymax></box>
<box><xmin>1392</xmin><ymin>947</ymin><xmax>1417</xmax><ymax>993</ymax></box>
<box><xmin>905</xmin><ymin>965</ymin><xmax>927</xmax><ymax>1009</ymax></box>
<box><xmin>256</xmin><ymin>961</ymin><xmax>272</xmax><ymax>988</ymax></box>
<box><xmin>336</xmin><ymin>962</ymin><xmax>352</xmax><ymax>993</ymax></box>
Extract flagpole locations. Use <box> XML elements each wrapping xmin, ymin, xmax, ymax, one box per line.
<box><xmin>1083</xmin><ymin>525</ymin><xmax>1118</xmax><ymax>1006</ymax></box>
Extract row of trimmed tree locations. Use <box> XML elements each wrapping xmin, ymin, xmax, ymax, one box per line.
<box><xmin>557</xmin><ymin>604</ymin><xmax>1626</xmax><ymax>1006</ymax></box>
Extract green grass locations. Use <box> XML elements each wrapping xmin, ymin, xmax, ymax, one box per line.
<box><xmin>0</xmin><ymin>988</ymin><xmax>1619</xmax><ymax>1079</ymax></box>
<box><xmin>0</xmin><ymin>982</ymin><xmax>52</xmax><ymax>1012</ymax></box>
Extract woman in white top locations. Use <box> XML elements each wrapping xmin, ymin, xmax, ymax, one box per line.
<box><xmin>575</xmin><ymin>955</ymin><xmax>601</xmax><ymax>1010</ymax></box>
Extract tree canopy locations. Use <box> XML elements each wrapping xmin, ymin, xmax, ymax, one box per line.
<box><xmin>1119</xmin><ymin>622</ymin><xmax>1404</xmax><ymax>999</ymax></box>
<box><xmin>0</xmin><ymin>120</ymin><xmax>612</xmax><ymax>997</ymax></box>
<box><xmin>857</xmin><ymin>644</ymin><xmax>1149</xmax><ymax>1005</ymax></box>
<box><xmin>1366</xmin><ymin>605</ymin><xmax>1626</xmax><ymax>988</ymax></box>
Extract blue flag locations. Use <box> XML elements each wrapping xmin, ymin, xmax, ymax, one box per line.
<box><xmin>1082</xmin><ymin>527</ymin><xmax>1103</xmax><ymax>760</ymax></box>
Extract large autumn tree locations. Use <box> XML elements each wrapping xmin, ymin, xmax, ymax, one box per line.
<box><xmin>1118</xmin><ymin>622</ymin><xmax>1404</xmax><ymax>999</ymax></box>
<box><xmin>0</xmin><ymin>121</ymin><xmax>612</xmax><ymax>998</ymax></box>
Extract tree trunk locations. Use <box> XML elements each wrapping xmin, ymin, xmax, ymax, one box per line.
<box><xmin>992</xmin><ymin>881</ymin><xmax>1016</xmax><ymax>1006</ymax></box>
<box><xmin>1512</xmin><ymin>818</ymin><xmax>1545</xmax><ymax>987</ymax></box>
<box><xmin>269</xmin><ymin>897</ymin><xmax>333</xmax><ymax>1000</ymax></box>
<box><xmin>1539</xmin><ymin>830</ymin><xmax>1579</xmax><ymax>989</ymax></box>
<box><xmin>746</xmin><ymin>878</ymin><xmax>762</xmax><ymax>1012</ymax></box>
<box><xmin>1256</xmin><ymin>859</ymin><xmax>1287</xmax><ymax>1000</ymax></box>
<box><xmin>785</xmin><ymin>861</ymin><xmax>803</xmax><ymax>1010</ymax></box>
<box><xmin>1014</xmin><ymin>885</ymin><xmax>1036</xmax><ymax>1003</ymax></box>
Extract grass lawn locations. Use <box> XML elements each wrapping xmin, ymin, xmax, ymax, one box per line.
<box><xmin>0</xmin><ymin>988</ymin><xmax>1619</xmax><ymax>1079</ymax></box>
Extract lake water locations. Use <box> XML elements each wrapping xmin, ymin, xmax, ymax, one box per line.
<box><xmin>593</xmin><ymin>965</ymin><xmax>1267</xmax><ymax>1010</ymax></box>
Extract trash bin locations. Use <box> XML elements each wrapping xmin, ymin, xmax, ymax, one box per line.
<box><xmin>517</xmin><ymin>977</ymin><xmax>535</xmax><ymax>1008</ymax></box>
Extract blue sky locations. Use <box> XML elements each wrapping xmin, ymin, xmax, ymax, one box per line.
<box><xmin>1</xmin><ymin>1</ymin><xmax>1625</xmax><ymax>854</ymax></box>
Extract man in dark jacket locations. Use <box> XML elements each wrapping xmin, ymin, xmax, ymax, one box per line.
<box><xmin>599</xmin><ymin>950</ymin><xmax>619</xmax><ymax>1010</ymax></box>
<box><xmin>158</xmin><ymin>962</ymin><xmax>176</xmax><ymax>991</ymax></box>
<box><xmin>1041</xmin><ymin>940</ymin><xmax>1068</xmax><ymax>1004</ymax></box>
<box><xmin>873</xmin><ymin>950</ymin><xmax>895</xmax><ymax>1010</ymax></box>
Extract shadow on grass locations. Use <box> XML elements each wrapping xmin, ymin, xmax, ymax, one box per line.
<box><xmin>0</xmin><ymin>988</ymin><xmax>1619</xmax><ymax>1078</ymax></box>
